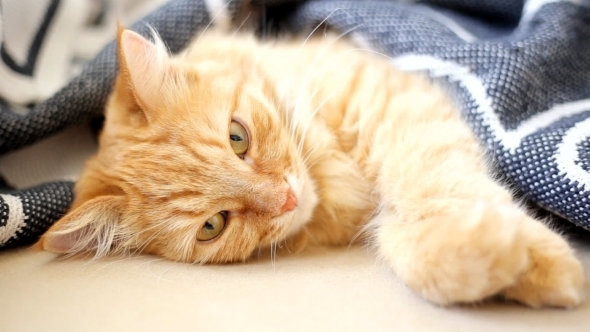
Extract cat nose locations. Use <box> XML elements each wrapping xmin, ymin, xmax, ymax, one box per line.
<box><xmin>280</xmin><ymin>190</ymin><xmax>298</xmax><ymax>214</ymax></box>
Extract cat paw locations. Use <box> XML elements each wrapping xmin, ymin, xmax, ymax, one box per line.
<box><xmin>396</xmin><ymin>202</ymin><xmax>530</xmax><ymax>305</ymax></box>
<box><xmin>379</xmin><ymin>201</ymin><xmax>586</xmax><ymax>307</ymax></box>
<box><xmin>501</xmin><ymin>233</ymin><xmax>585</xmax><ymax>308</ymax></box>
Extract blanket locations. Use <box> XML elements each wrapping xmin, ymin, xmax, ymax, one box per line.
<box><xmin>1</xmin><ymin>0</ymin><xmax>589</xmax><ymax>248</ymax></box>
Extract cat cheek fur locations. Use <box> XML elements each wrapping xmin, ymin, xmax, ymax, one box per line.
<box><xmin>41</xmin><ymin>28</ymin><xmax>317</xmax><ymax>262</ymax></box>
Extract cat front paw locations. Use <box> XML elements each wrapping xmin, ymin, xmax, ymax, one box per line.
<box><xmin>377</xmin><ymin>200</ymin><xmax>586</xmax><ymax>307</ymax></box>
<box><xmin>387</xmin><ymin>203</ymin><xmax>531</xmax><ymax>305</ymax></box>
<box><xmin>385</xmin><ymin>201</ymin><xmax>585</xmax><ymax>308</ymax></box>
<box><xmin>501</xmin><ymin>230</ymin><xmax>585</xmax><ymax>308</ymax></box>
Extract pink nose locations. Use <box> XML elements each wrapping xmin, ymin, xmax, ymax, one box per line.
<box><xmin>280</xmin><ymin>190</ymin><xmax>298</xmax><ymax>213</ymax></box>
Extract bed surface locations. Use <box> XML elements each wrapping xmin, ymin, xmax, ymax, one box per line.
<box><xmin>1</xmin><ymin>238</ymin><xmax>590</xmax><ymax>331</ymax></box>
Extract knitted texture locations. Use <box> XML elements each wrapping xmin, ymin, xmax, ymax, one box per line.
<box><xmin>1</xmin><ymin>0</ymin><xmax>589</xmax><ymax>248</ymax></box>
<box><xmin>0</xmin><ymin>182</ymin><xmax>73</xmax><ymax>248</ymax></box>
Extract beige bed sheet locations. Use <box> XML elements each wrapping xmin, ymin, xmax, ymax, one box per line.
<box><xmin>1</xmin><ymin>234</ymin><xmax>590</xmax><ymax>332</ymax></box>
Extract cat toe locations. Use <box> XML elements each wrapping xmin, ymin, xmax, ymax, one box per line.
<box><xmin>501</xmin><ymin>248</ymin><xmax>585</xmax><ymax>308</ymax></box>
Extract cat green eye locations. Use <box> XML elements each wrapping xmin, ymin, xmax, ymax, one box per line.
<box><xmin>197</xmin><ymin>212</ymin><xmax>227</xmax><ymax>241</ymax></box>
<box><xmin>230</xmin><ymin>121</ymin><xmax>249</xmax><ymax>156</ymax></box>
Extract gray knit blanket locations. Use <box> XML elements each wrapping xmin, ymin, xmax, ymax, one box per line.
<box><xmin>1</xmin><ymin>0</ymin><xmax>589</xmax><ymax>248</ymax></box>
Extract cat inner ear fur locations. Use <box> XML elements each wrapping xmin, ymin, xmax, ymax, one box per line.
<box><xmin>116</xmin><ymin>26</ymin><xmax>173</xmax><ymax>123</ymax></box>
<box><xmin>40</xmin><ymin>195</ymin><xmax>126</xmax><ymax>257</ymax></box>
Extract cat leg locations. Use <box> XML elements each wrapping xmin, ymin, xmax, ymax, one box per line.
<box><xmin>366</xmin><ymin>92</ymin><xmax>583</xmax><ymax>307</ymax></box>
<box><xmin>372</xmin><ymin>204</ymin><xmax>583</xmax><ymax>307</ymax></box>
<box><xmin>371</xmin><ymin>203</ymin><xmax>527</xmax><ymax>305</ymax></box>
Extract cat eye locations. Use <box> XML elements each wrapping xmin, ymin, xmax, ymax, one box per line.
<box><xmin>196</xmin><ymin>212</ymin><xmax>227</xmax><ymax>241</ymax></box>
<box><xmin>229</xmin><ymin>121</ymin><xmax>249</xmax><ymax>156</ymax></box>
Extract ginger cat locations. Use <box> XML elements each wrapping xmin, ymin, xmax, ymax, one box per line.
<box><xmin>39</xmin><ymin>27</ymin><xmax>584</xmax><ymax>308</ymax></box>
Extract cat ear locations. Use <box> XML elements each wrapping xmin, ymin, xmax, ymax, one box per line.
<box><xmin>40</xmin><ymin>195</ymin><xmax>125</xmax><ymax>257</ymax></box>
<box><xmin>117</xmin><ymin>26</ymin><xmax>170</xmax><ymax>111</ymax></box>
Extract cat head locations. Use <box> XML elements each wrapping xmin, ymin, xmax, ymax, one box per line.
<box><xmin>39</xmin><ymin>28</ymin><xmax>318</xmax><ymax>263</ymax></box>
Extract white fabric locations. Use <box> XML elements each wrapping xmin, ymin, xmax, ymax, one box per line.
<box><xmin>0</xmin><ymin>0</ymin><xmax>169</xmax><ymax>188</ymax></box>
<box><xmin>0</xmin><ymin>0</ymin><xmax>170</xmax><ymax>105</ymax></box>
<box><xmin>0</xmin><ymin>194</ymin><xmax>25</xmax><ymax>245</ymax></box>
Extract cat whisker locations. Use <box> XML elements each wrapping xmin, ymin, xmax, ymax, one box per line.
<box><xmin>300</xmin><ymin>141</ymin><xmax>322</xmax><ymax>168</ymax></box>
<box><xmin>290</xmin><ymin>43</ymin><xmax>375</xmax><ymax>165</ymax></box>
<box><xmin>282</xmin><ymin>21</ymin><xmax>362</xmax><ymax>147</ymax></box>
<box><xmin>299</xmin><ymin>141</ymin><xmax>318</xmax><ymax>162</ymax></box>
<box><xmin>290</xmin><ymin>25</ymin><xmax>364</xmax><ymax>143</ymax></box>
<box><xmin>301</xmin><ymin>226</ymin><xmax>319</xmax><ymax>245</ymax></box>
<box><xmin>133</xmin><ymin>225</ymin><xmax>171</xmax><ymax>255</ymax></box>
<box><xmin>87</xmin><ymin>255</ymin><xmax>137</xmax><ymax>273</ymax></box>
<box><xmin>299</xmin><ymin>30</ymin><xmax>367</xmax><ymax>101</ymax></box>
<box><xmin>281</xmin><ymin>238</ymin><xmax>292</xmax><ymax>254</ymax></box>
<box><xmin>348</xmin><ymin>207</ymin><xmax>380</xmax><ymax>249</ymax></box>
<box><xmin>136</xmin><ymin>257</ymin><xmax>166</xmax><ymax>269</ymax></box>
<box><xmin>129</xmin><ymin>218</ymin><xmax>182</xmax><ymax>254</ymax></box>
<box><xmin>132</xmin><ymin>218</ymin><xmax>172</xmax><ymax>236</ymax></box>
<box><xmin>231</xmin><ymin>11</ymin><xmax>252</xmax><ymax>38</ymax></box>
<box><xmin>345</xmin><ymin>48</ymin><xmax>395</xmax><ymax>62</ymax></box>
<box><xmin>272</xmin><ymin>241</ymin><xmax>277</xmax><ymax>267</ymax></box>
<box><xmin>297</xmin><ymin>23</ymin><xmax>364</xmax><ymax>89</ymax></box>
<box><xmin>327</xmin><ymin>24</ymin><xmax>365</xmax><ymax>48</ymax></box>
<box><xmin>155</xmin><ymin>264</ymin><xmax>176</xmax><ymax>283</ymax></box>
<box><xmin>322</xmin><ymin>18</ymin><xmax>329</xmax><ymax>39</ymax></box>
<box><xmin>301</xmin><ymin>7</ymin><xmax>352</xmax><ymax>47</ymax></box>
<box><xmin>257</xmin><ymin>245</ymin><xmax>263</xmax><ymax>260</ymax></box>
<box><xmin>194</xmin><ymin>0</ymin><xmax>233</xmax><ymax>45</ymax></box>
<box><xmin>270</xmin><ymin>241</ymin><xmax>276</xmax><ymax>267</ymax></box>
